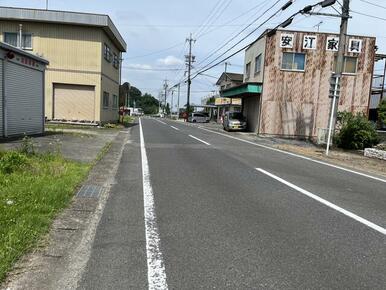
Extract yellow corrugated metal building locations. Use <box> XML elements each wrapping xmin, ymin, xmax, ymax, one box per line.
<box><xmin>0</xmin><ymin>6</ymin><xmax>127</xmax><ymax>123</ymax></box>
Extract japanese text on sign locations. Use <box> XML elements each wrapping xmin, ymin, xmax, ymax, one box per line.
<box><xmin>303</xmin><ymin>35</ymin><xmax>317</xmax><ymax>50</ymax></box>
<box><xmin>280</xmin><ymin>34</ymin><xmax>294</xmax><ymax>48</ymax></box>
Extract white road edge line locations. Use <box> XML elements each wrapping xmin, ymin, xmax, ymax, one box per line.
<box><xmin>189</xmin><ymin>134</ymin><xmax>211</xmax><ymax>146</ymax></box>
<box><xmin>139</xmin><ymin>118</ymin><xmax>169</xmax><ymax>289</ymax></box>
<box><xmin>170</xmin><ymin>125</ymin><xmax>180</xmax><ymax>131</ymax></box>
<box><xmin>197</xmin><ymin>126</ymin><xmax>386</xmax><ymax>184</ymax></box>
<box><xmin>256</xmin><ymin>168</ymin><xmax>386</xmax><ymax>236</ymax></box>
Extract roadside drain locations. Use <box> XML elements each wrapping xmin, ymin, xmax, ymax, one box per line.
<box><xmin>76</xmin><ymin>184</ymin><xmax>106</xmax><ymax>198</ymax></box>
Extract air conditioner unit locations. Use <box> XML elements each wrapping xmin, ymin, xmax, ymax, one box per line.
<box><xmin>317</xmin><ymin>128</ymin><xmax>328</xmax><ymax>145</ymax></box>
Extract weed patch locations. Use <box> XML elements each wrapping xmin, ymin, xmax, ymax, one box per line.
<box><xmin>0</xmin><ymin>152</ymin><xmax>90</xmax><ymax>282</ymax></box>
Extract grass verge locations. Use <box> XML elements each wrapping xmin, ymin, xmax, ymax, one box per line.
<box><xmin>0</xmin><ymin>151</ymin><xmax>90</xmax><ymax>282</ymax></box>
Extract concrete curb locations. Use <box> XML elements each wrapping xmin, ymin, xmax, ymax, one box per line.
<box><xmin>364</xmin><ymin>148</ymin><xmax>386</xmax><ymax>161</ymax></box>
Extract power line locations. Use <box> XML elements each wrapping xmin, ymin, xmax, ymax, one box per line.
<box><xmin>330</xmin><ymin>5</ymin><xmax>341</xmax><ymax>15</ymax></box>
<box><xmin>193</xmin><ymin>0</ymin><xmax>290</xmax><ymax>77</ymax></box>
<box><xmin>170</xmin><ymin>41</ymin><xmax>189</xmax><ymax>84</ymax></box>
<box><xmin>351</xmin><ymin>10</ymin><xmax>386</xmax><ymax>22</ymax></box>
<box><xmin>122</xmin><ymin>66</ymin><xmax>184</xmax><ymax>71</ymax></box>
<box><xmin>195</xmin><ymin>0</ymin><xmax>282</xmax><ymax>68</ymax></box>
<box><xmin>126</xmin><ymin>42</ymin><xmax>184</xmax><ymax>60</ymax></box>
<box><xmin>125</xmin><ymin>24</ymin><xmax>254</xmax><ymax>28</ymax></box>
<box><xmin>196</xmin><ymin>0</ymin><xmax>271</xmax><ymax>39</ymax></box>
<box><xmin>195</xmin><ymin>0</ymin><xmax>233</xmax><ymax>39</ymax></box>
<box><xmin>193</xmin><ymin>0</ymin><xmax>227</xmax><ymax>38</ymax></box>
<box><xmin>192</xmin><ymin>0</ymin><xmax>324</xmax><ymax>79</ymax></box>
<box><xmin>358</xmin><ymin>0</ymin><xmax>386</xmax><ymax>10</ymax></box>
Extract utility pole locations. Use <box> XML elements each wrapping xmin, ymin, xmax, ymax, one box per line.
<box><xmin>381</xmin><ymin>58</ymin><xmax>386</xmax><ymax>101</ymax></box>
<box><xmin>171</xmin><ymin>89</ymin><xmax>174</xmax><ymax>117</ymax></box>
<box><xmin>185</xmin><ymin>33</ymin><xmax>195</xmax><ymax>120</ymax></box>
<box><xmin>177</xmin><ymin>83</ymin><xmax>181</xmax><ymax>120</ymax></box>
<box><xmin>46</xmin><ymin>0</ymin><xmax>49</xmax><ymax>10</ymax></box>
<box><xmin>163</xmin><ymin>79</ymin><xmax>168</xmax><ymax>117</ymax></box>
<box><xmin>225</xmin><ymin>62</ymin><xmax>230</xmax><ymax>73</ymax></box>
<box><xmin>158</xmin><ymin>92</ymin><xmax>162</xmax><ymax>115</ymax></box>
<box><xmin>224</xmin><ymin>62</ymin><xmax>230</xmax><ymax>82</ymax></box>
<box><xmin>325</xmin><ymin>0</ymin><xmax>350</xmax><ymax>156</ymax></box>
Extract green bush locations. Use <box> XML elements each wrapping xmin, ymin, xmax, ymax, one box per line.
<box><xmin>122</xmin><ymin>116</ymin><xmax>134</xmax><ymax>127</ymax></box>
<box><xmin>378</xmin><ymin>99</ymin><xmax>386</xmax><ymax>126</ymax></box>
<box><xmin>0</xmin><ymin>151</ymin><xmax>28</xmax><ymax>174</ymax></box>
<box><xmin>335</xmin><ymin>112</ymin><xmax>380</xmax><ymax>150</ymax></box>
<box><xmin>103</xmin><ymin>123</ymin><xmax>117</xmax><ymax>128</ymax></box>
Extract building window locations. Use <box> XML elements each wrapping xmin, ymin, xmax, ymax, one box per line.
<box><xmin>112</xmin><ymin>95</ymin><xmax>118</xmax><ymax>109</ymax></box>
<box><xmin>103</xmin><ymin>92</ymin><xmax>110</xmax><ymax>109</ymax></box>
<box><xmin>113</xmin><ymin>53</ymin><xmax>119</xmax><ymax>69</ymax></box>
<box><xmin>255</xmin><ymin>54</ymin><xmax>262</xmax><ymax>74</ymax></box>
<box><xmin>104</xmin><ymin>43</ymin><xmax>112</xmax><ymax>62</ymax></box>
<box><xmin>334</xmin><ymin>56</ymin><xmax>358</xmax><ymax>74</ymax></box>
<box><xmin>4</xmin><ymin>32</ymin><xmax>33</xmax><ymax>49</ymax></box>
<box><xmin>245</xmin><ymin>62</ymin><xmax>251</xmax><ymax>79</ymax></box>
<box><xmin>281</xmin><ymin>52</ymin><xmax>306</xmax><ymax>71</ymax></box>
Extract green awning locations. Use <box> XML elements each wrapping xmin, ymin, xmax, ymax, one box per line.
<box><xmin>221</xmin><ymin>83</ymin><xmax>262</xmax><ymax>98</ymax></box>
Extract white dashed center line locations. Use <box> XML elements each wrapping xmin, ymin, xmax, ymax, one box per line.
<box><xmin>256</xmin><ymin>168</ymin><xmax>386</xmax><ymax>236</ymax></box>
<box><xmin>156</xmin><ymin>120</ymin><xmax>167</xmax><ymax>125</ymax></box>
<box><xmin>189</xmin><ymin>135</ymin><xmax>211</xmax><ymax>146</ymax></box>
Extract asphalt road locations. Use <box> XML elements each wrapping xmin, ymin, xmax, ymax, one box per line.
<box><xmin>79</xmin><ymin>117</ymin><xmax>386</xmax><ymax>290</ymax></box>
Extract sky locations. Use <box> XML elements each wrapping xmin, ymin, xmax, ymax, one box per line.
<box><xmin>1</xmin><ymin>0</ymin><xmax>386</xmax><ymax>109</ymax></box>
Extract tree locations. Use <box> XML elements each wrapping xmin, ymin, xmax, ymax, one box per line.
<box><xmin>183</xmin><ymin>104</ymin><xmax>194</xmax><ymax>114</ymax></box>
<box><xmin>165</xmin><ymin>103</ymin><xmax>171</xmax><ymax>115</ymax></box>
<box><xmin>120</xmin><ymin>83</ymin><xmax>160</xmax><ymax>114</ymax></box>
<box><xmin>206</xmin><ymin>96</ymin><xmax>216</xmax><ymax>105</ymax></box>
<box><xmin>119</xmin><ymin>82</ymin><xmax>130</xmax><ymax>107</ymax></box>
<box><xmin>129</xmin><ymin>86</ymin><xmax>142</xmax><ymax>107</ymax></box>
<box><xmin>138</xmin><ymin>93</ymin><xmax>160</xmax><ymax>114</ymax></box>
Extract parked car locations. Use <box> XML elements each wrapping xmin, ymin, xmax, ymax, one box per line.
<box><xmin>223</xmin><ymin>111</ymin><xmax>247</xmax><ymax>131</ymax></box>
<box><xmin>188</xmin><ymin>112</ymin><xmax>209</xmax><ymax>123</ymax></box>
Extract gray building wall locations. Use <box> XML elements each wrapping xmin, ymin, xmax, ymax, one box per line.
<box><xmin>244</xmin><ymin>37</ymin><xmax>266</xmax><ymax>83</ymax></box>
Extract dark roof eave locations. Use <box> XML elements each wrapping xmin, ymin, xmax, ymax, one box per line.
<box><xmin>221</xmin><ymin>82</ymin><xmax>262</xmax><ymax>93</ymax></box>
<box><xmin>216</xmin><ymin>72</ymin><xmax>244</xmax><ymax>85</ymax></box>
<box><xmin>0</xmin><ymin>41</ymin><xmax>49</xmax><ymax>64</ymax></box>
<box><xmin>0</xmin><ymin>6</ymin><xmax>127</xmax><ymax>52</ymax></box>
<box><xmin>221</xmin><ymin>82</ymin><xmax>263</xmax><ymax>98</ymax></box>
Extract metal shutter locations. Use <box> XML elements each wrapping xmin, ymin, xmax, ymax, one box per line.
<box><xmin>0</xmin><ymin>60</ymin><xmax>3</xmax><ymax>137</ymax></box>
<box><xmin>5</xmin><ymin>62</ymin><xmax>44</xmax><ymax>136</ymax></box>
<box><xmin>54</xmin><ymin>84</ymin><xmax>95</xmax><ymax>121</ymax></box>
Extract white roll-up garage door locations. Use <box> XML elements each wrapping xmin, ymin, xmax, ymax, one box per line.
<box><xmin>0</xmin><ymin>60</ymin><xmax>3</xmax><ymax>137</ymax></box>
<box><xmin>5</xmin><ymin>61</ymin><xmax>44</xmax><ymax>136</ymax></box>
<box><xmin>54</xmin><ymin>84</ymin><xmax>95</xmax><ymax>121</ymax></box>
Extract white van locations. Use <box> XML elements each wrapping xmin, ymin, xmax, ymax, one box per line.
<box><xmin>188</xmin><ymin>113</ymin><xmax>209</xmax><ymax>123</ymax></box>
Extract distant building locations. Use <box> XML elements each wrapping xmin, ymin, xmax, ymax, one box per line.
<box><xmin>221</xmin><ymin>29</ymin><xmax>376</xmax><ymax>140</ymax></box>
<box><xmin>0</xmin><ymin>6</ymin><xmax>127</xmax><ymax>123</ymax></box>
<box><xmin>215</xmin><ymin>72</ymin><xmax>243</xmax><ymax>91</ymax></box>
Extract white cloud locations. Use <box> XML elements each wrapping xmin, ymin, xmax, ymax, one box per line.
<box><xmin>125</xmin><ymin>63</ymin><xmax>152</xmax><ymax>70</ymax></box>
<box><xmin>157</xmin><ymin>55</ymin><xmax>184</xmax><ymax>66</ymax></box>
